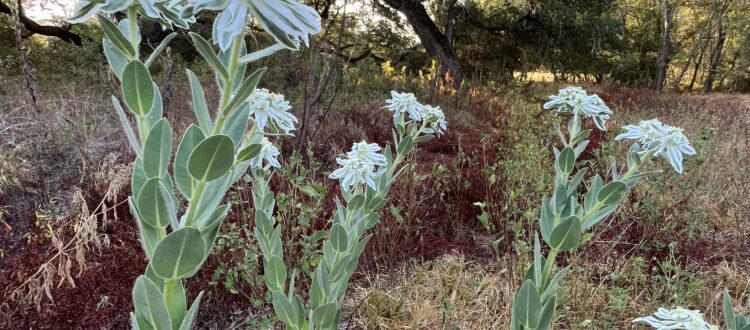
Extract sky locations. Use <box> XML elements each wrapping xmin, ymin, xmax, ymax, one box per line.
<box><xmin>25</xmin><ymin>0</ymin><xmax>75</xmax><ymax>22</ymax></box>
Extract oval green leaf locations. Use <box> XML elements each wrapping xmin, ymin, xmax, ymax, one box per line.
<box><xmin>142</xmin><ymin>119</ymin><xmax>172</xmax><ymax>179</ymax></box>
<box><xmin>174</xmin><ymin>125</ymin><xmax>205</xmax><ymax>198</ymax></box>
<box><xmin>122</xmin><ymin>60</ymin><xmax>155</xmax><ymax>117</ymax></box>
<box><xmin>549</xmin><ymin>216</ymin><xmax>582</xmax><ymax>251</ymax></box>
<box><xmin>136</xmin><ymin>178</ymin><xmax>175</xmax><ymax>228</ymax></box>
<box><xmin>150</xmin><ymin>227</ymin><xmax>206</xmax><ymax>279</ymax></box>
<box><xmin>187</xmin><ymin>135</ymin><xmax>235</xmax><ymax>182</ymax></box>
<box><xmin>597</xmin><ymin>181</ymin><xmax>627</xmax><ymax>205</ymax></box>
<box><xmin>558</xmin><ymin>146</ymin><xmax>575</xmax><ymax>174</ymax></box>
<box><xmin>329</xmin><ymin>224</ymin><xmax>348</xmax><ymax>252</ymax></box>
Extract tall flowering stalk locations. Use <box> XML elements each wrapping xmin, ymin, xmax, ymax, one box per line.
<box><xmin>510</xmin><ymin>87</ymin><xmax>696</xmax><ymax>330</ymax></box>
<box><xmin>67</xmin><ymin>0</ymin><xmax>320</xmax><ymax>328</ymax></box>
<box><xmin>250</xmin><ymin>92</ymin><xmax>447</xmax><ymax>329</ymax></box>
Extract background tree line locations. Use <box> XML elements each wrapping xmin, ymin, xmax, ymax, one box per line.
<box><xmin>1</xmin><ymin>0</ymin><xmax>749</xmax><ymax>92</ymax></box>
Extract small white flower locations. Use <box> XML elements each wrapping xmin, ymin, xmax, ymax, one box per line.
<box><xmin>329</xmin><ymin>141</ymin><xmax>386</xmax><ymax>191</ymax></box>
<box><xmin>345</xmin><ymin>141</ymin><xmax>387</xmax><ymax>166</ymax></box>
<box><xmin>616</xmin><ymin>119</ymin><xmax>696</xmax><ymax>173</ymax></box>
<box><xmin>633</xmin><ymin>307</ymin><xmax>714</xmax><ymax>330</ymax></box>
<box><xmin>543</xmin><ymin>87</ymin><xmax>612</xmax><ymax>131</ymax></box>
<box><xmin>419</xmin><ymin>105</ymin><xmax>448</xmax><ymax>136</ymax></box>
<box><xmin>385</xmin><ymin>91</ymin><xmax>423</xmax><ymax>121</ymax></box>
<box><xmin>251</xmin><ymin>137</ymin><xmax>281</xmax><ymax>170</ymax></box>
<box><xmin>248</xmin><ymin>88</ymin><xmax>298</xmax><ymax>134</ymax></box>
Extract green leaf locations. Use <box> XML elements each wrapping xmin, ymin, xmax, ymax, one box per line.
<box><xmin>132</xmin><ymin>158</ymin><xmax>147</xmax><ymax>199</ymax></box>
<box><xmin>513</xmin><ymin>279</ymin><xmax>541</xmax><ymax>328</ymax></box>
<box><xmin>174</xmin><ymin>125</ymin><xmax>206</xmax><ymax>198</ymax></box>
<box><xmin>145</xmin><ymin>32</ymin><xmax>177</xmax><ymax>68</ymax></box>
<box><xmin>581</xmin><ymin>205</ymin><xmax>617</xmax><ymax>230</ymax></box>
<box><xmin>219</xmin><ymin>102</ymin><xmax>251</xmax><ymax>145</ymax></box>
<box><xmin>188</xmin><ymin>32</ymin><xmax>229</xmax><ymax>79</ymax></box>
<box><xmin>145</xmin><ymin>84</ymin><xmax>163</xmax><ymax>132</ymax></box>
<box><xmin>130</xmin><ymin>197</ymin><xmax>161</xmax><ymax>259</ymax></box>
<box><xmin>272</xmin><ymin>291</ymin><xmax>299</xmax><ymax>328</ymax></box>
<box><xmin>103</xmin><ymin>39</ymin><xmax>128</xmax><ymax>80</ymax></box>
<box><xmin>584</xmin><ymin>175</ymin><xmax>604</xmax><ymax>210</ymax></box>
<box><xmin>397</xmin><ymin>135</ymin><xmax>414</xmax><ymax>154</ymax></box>
<box><xmin>312</xmin><ymin>303</ymin><xmax>339</xmax><ymax>328</ymax></box>
<box><xmin>533</xmin><ymin>234</ymin><xmax>542</xmax><ymax>285</ymax></box>
<box><xmin>725</xmin><ymin>289</ymin><xmax>737</xmax><ymax>330</ymax></box>
<box><xmin>150</xmin><ymin>227</ymin><xmax>206</xmax><ymax>279</ymax></box>
<box><xmin>136</xmin><ymin>178</ymin><xmax>176</xmax><ymax>228</ymax></box>
<box><xmin>539</xmin><ymin>196</ymin><xmax>554</xmax><ymax>243</ymax></box>
<box><xmin>164</xmin><ymin>279</ymin><xmax>186</xmax><ymax>328</ymax></box>
<box><xmin>112</xmin><ymin>96</ymin><xmax>141</xmax><ymax>156</ymax></box>
<box><xmin>348</xmin><ymin>194</ymin><xmax>365</xmax><ymax>210</ymax></box>
<box><xmin>186</xmin><ymin>69</ymin><xmax>213</xmax><ymax>135</ymax></box>
<box><xmin>122</xmin><ymin>60</ymin><xmax>155</xmax><ymax>117</ymax></box>
<box><xmin>187</xmin><ymin>135</ymin><xmax>235</xmax><ymax>182</ymax></box>
<box><xmin>329</xmin><ymin>224</ymin><xmax>348</xmax><ymax>252</ymax></box>
<box><xmin>222</xmin><ymin>68</ymin><xmax>267</xmax><ymax>116</ymax></box>
<box><xmin>179</xmin><ymin>291</ymin><xmax>204</xmax><ymax>330</ymax></box>
<box><xmin>549</xmin><ymin>216</ymin><xmax>581</xmax><ymax>251</ymax></box>
<box><xmin>142</xmin><ymin>119</ymin><xmax>172</xmax><ymax>178</ymax></box>
<box><xmin>537</xmin><ymin>295</ymin><xmax>557</xmax><ymax>330</ymax></box>
<box><xmin>237</xmin><ymin>144</ymin><xmax>262</xmax><ymax>162</ymax></box>
<box><xmin>264</xmin><ymin>256</ymin><xmax>287</xmax><ymax>292</ymax></box>
<box><xmin>597</xmin><ymin>181</ymin><xmax>628</xmax><ymax>205</ymax></box>
<box><xmin>132</xmin><ymin>276</ymin><xmax>172</xmax><ymax>330</ymax></box>
<box><xmin>558</xmin><ymin>147</ymin><xmax>575</xmax><ymax>174</ymax></box>
<box><xmin>97</xmin><ymin>15</ymin><xmax>135</xmax><ymax>58</ymax></box>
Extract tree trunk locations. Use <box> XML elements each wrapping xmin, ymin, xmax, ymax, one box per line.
<box><xmin>688</xmin><ymin>44</ymin><xmax>706</xmax><ymax>92</ymax></box>
<box><xmin>703</xmin><ymin>22</ymin><xmax>727</xmax><ymax>92</ymax></box>
<box><xmin>653</xmin><ymin>0</ymin><xmax>677</xmax><ymax>90</ymax></box>
<box><xmin>382</xmin><ymin>0</ymin><xmax>464</xmax><ymax>88</ymax></box>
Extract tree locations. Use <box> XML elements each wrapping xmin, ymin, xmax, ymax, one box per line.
<box><xmin>379</xmin><ymin>0</ymin><xmax>464</xmax><ymax>87</ymax></box>
<box><xmin>653</xmin><ymin>0</ymin><xmax>678</xmax><ymax>90</ymax></box>
<box><xmin>0</xmin><ymin>0</ymin><xmax>82</xmax><ymax>45</ymax></box>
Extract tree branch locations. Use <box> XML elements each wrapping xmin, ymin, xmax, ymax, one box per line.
<box><xmin>0</xmin><ymin>0</ymin><xmax>82</xmax><ymax>45</ymax></box>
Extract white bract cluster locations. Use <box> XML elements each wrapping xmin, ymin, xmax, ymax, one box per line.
<box><xmin>633</xmin><ymin>307</ymin><xmax>717</xmax><ymax>330</ymax></box>
<box><xmin>329</xmin><ymin>141</ymin><xmax>386</xmax><ymax>191</ymax></box>
<box><xmin>543</xmin><ymin>86</ymin><xmax>613</xmax><ymax>131</ymax></box>
<box><xmin>616</xmin><ymin>119</ymin><xmax>696</xmax><ymax>173</ymax></box>
<box><xmin>385</xmin><ymin>91</ymin><xmax>448</xmax><ymax>136</ymax></box>
<box><xmin>251</xmin><ymin>137</ymin><xmax>281</xmax><ymax>170</ymax></box>
<box><xmin>69</xmin><ymin>0</ymin><xmax>196</xmax><ymax>28</ymax></box>
<box><xmin>190</xmin><ymin>0</ymin><xmax>320</xmax><ymax>50</ymax></box>
<box><xmin>247</xmin><ymin>88</ymin><xmax>298</xmax><ymax>134</ymax></box>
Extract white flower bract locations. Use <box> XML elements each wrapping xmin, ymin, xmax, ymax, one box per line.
<box><xmin>616</xmin><ymin>119</ymin><xmax>696</xmax><ymax>173</ymax></box>
<box><xmin>385</xmin><ymin>91</ymin><xmax>423</xmax><ymax>121</ymax></box>
<box><xmin>420</xmin><ymin>105</ymin><xmax>448</xmax><ymax>136</ymax></box>
<box><xmin>251</xmin><ymin>137</ymin><xmax>281</xmax><ymax>170</ymax></box>
<box><xmin>329</xmin><ymin>141</ymin><xmax>386</xmax><ymax>191</ymax></box>
<box><xmin>543</xmin><ymin>87</ymin><xmax>612</xmax><ymax>131</ymax></box>
<box><xmin>633</xmin><ymin>307</ymin><xmax>717</xmax><ymax>330</ymax></box>
<box><xmin>248</xmin><ymin>88</ymin><xmax>298</xmax><ymax>134</ymax></box>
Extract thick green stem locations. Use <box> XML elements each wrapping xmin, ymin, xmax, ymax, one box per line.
<box><xmin>213</xmin><ymin>36</ymin><xmax>243</xmax><ymax>135</ymax></box>
<box><xmin>541</xmin><ymin>248</ymin><xmax>559</xmax><ymax>288</ymax></box>
<box><xmin>127</xmin><ymin>7</ymin><xmax>139</xmax><ymax>60</ymax></box>
<box><xmin>184</xmin><ymin>178</ymin><xmax>207</xmax><ymax>227</ymax></box>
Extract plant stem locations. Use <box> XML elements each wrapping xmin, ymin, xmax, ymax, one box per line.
<box><xmin>184</xmin><ymin>178</ymin><xmax>207</xmax><ymax>227</ymax></box>
<box><xmin>541</xmin><ymin>247</ymin><xmax>559</xmax><ymax>288</ymax></box>
<box><xmin>213</xmin><ymin>36</ymin><xmax>243</xmax><ymax>135</ymax></box>
<box><xmin>127</xmin><ymin>7</ymin><xmax>139</xmax><ymax>60</ymax></box>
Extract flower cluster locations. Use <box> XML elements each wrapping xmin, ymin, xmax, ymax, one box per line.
<box><xmin>543</xmin><ymin>87</ymin><xmax>613</xmax><ymax>131</ymax></box>
<box><xmin>251</xmin><ymin>137</ymin><xmax>281</xmax><ymax>170</ymax></box>
<box><xmin>247</xmin><ymin>88</ymin><xmax>298</xmax><ymax>134</ymax></box>
<box><xmin>633</xmin><ymin>307</ymin><xmax>717</xmax><ymax>330</ymax></box>
<box><xmin>190</xmin><ymin>0</ymin><xmax>320</xmax><ymax>51</ymax></box>
<box><xmin>68</xmin><ymin>0</ymin><xmax>196</xmax><ymax>28</ymax></box>
<box><xmin>616</xmin><ymin>119</ymin><xmax>696</xmax><ymax>173</ymax></box>
<box><xmin>329</xmin><ymin>141</ymin><xmax>386</xmax><ymax>191</ymax></box>
<box><xmin>385</xmin><ymin>91</ymin><xmax>448</xmax><ymax>136</ymax></box>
